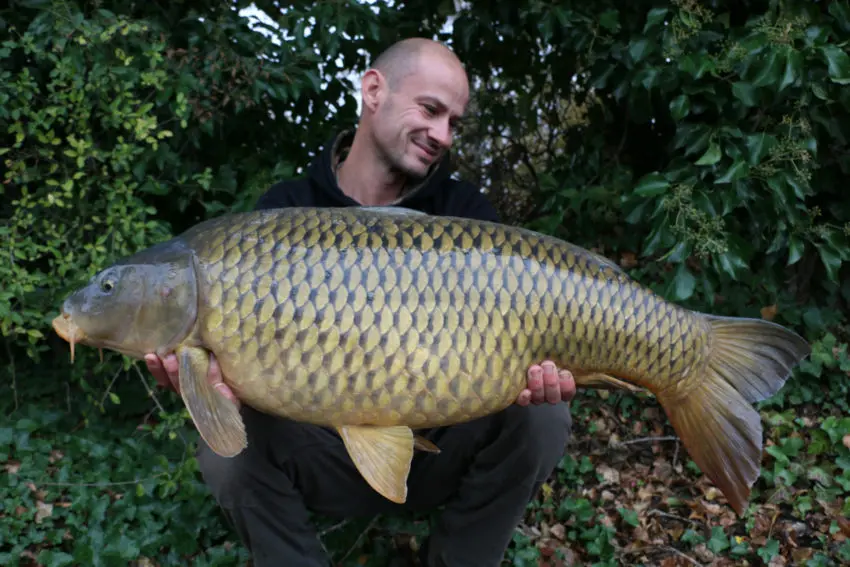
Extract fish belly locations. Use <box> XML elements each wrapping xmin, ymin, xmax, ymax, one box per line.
<box><xmin>188</xmin><ymin>207</ymin><xmax>707</xmax><ymax>428</ymax></box>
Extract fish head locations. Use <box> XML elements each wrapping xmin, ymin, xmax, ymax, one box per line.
<box><xmin>52</xmin><ymin>240</ymin><xmax>198</xmax><ymax>361</ymax></box>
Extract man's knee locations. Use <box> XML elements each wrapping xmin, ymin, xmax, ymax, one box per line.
<box><xmin>194</xmin><ymin>409</ymin><xmax>303</xmax><ymax>509</ymax></box>
<box><xmin>498</xmin><ymin>403</ymin><xmax>572</xmax><ymax>476</ymax></box>
<box><xmin>196</xmin><ymin>441</ymin><xmax>259</xmax><ymax>509</ymax></box>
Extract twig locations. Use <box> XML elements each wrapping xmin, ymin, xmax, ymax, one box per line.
<box><xmin>98</xmin><ymin>366</ymin><xmax>123</xmax><ymax>410</ymax></box>
<box><xmin>648</xmin><ymin>509</ymin><xmax>701</xmax><ymax>527</ymax></box>
<box><xmin>659</xmin><ymin>545</ymin><xmax>702</xmax><ymax>566</ymax></box>
<box><xmin>338</xmin><ymin>516</ymin><xmax>380</xmax><ymax>564</ymax></box>
<box><xmin>673</xmin><ymin>439</ymin><xmax>681</xmax><ymax>469</ymax></box>
<box><xmin>319</xmin><ymin>518</ymin><xmax>351</xmax><ymax>537</ymax></box>
<box><xmin>767</xmin><ymin>509</ymin><xmax>780</xmax><ymax>540</ymax></box>
<box><xmin>610</xmin><ymin>436</ymin><xmax>679</xmax><ymax>449</ymax></box>
<box><xmin>132</xmin><ymin>363</ymin><xmax>189</xmax><ymax>446</ymax></box>
<box><xmin>32</xmin><ymin>473</ymin><xmax>169</xmax><ymax>488</ymax></box>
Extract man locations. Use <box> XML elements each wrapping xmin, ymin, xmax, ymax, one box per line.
<box><xmin>145</xmin><ymin>38</ymin><xmax>575</xmax><ymax>566</ymax></box>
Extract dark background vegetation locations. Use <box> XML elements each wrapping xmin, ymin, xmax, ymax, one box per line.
<box><xmin>1</xmin><ymin>0</ymin><xmax>849</xmax><ymax>565</ymax></box>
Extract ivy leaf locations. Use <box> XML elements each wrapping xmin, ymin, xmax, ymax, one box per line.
<box><xmin>779</xmin><ymin>50</ymin><xmax>803</xmax><ymax>91</ymax></box>
<box><xmin>669</xmin><ymin>94</ymin><xmax>690</xmax><ymax>120</ymax></box>
<box><xmin>817</xmin><ymin>242</ymin><xmax>843</xmax><ymax>283</ymax></box>
<box><xmin>633</xmin><ymin>172</ymin><xmax>669</xmax><ymax>196</ymax></box>
<box><xmin>731</xmin><ymin>82</ymin><xmax>758</xmax><ymax>106</ymax></box>
<box><xmin>695</xmin><ymin>141</ymin><xmax>721</xmax><ymax>165</ymax></box>
<box><xmin>628</xmin><ymin>38</ymin><xmax>653</xmax><ymax>64</ymax></box>
<box><xmin>822</xmin><ymin>45</ymin><xmax>850</xmax><ymax>84</ymax></box>
<box><xmin>671</xmin><ymin>263</ymin><xmax>696</xmax><ymax>301</ymax></box>
<box><xmin>714</xmin><ymin>159</ymin><xmax>749</xmax><ymax>184</ymax></box>
<box><xmin>787</xmin><ymin>235</ymin><xmax>805</xmax><ymax>266</ymax></box>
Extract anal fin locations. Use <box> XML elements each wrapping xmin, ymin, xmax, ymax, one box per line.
<box><xmin>177</xmin><ymin>346</ymin><xmax>247</xmax><ymax>457</ymax></box>
<box><xmin>337</xmin><ymin>425</ymin><xmax>414</xmax><ymax>504</ymax></box>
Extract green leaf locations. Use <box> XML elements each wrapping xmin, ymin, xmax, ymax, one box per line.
<box><xmin>618</xmin><ymin>507</ymin><xmax>639</xmax><ymax>527</ymax></box>
<box><xmin>731</xmin><ymin>82</ymin><xmax>758</xmax><ymax>106</ymax></box>
<box><xmin>787</xmin><ymin>236</ymin><xmax>805</xmax><ymax>266</ymax></box>
<box><xmin>633</xmin><ymin>172</ymin><xmax>669</xmax><ymax>197</ymax></box>
<box><xmin>757</xmin><ymin>539</ymin><xmax>780</xmax><ymax>562</ymax></box>
<box><xmin>672</xmin><ymin>264</ymin><xmax>696</xmax><ymax>301</ymax></box>
<box><xmin>695</xmin><ymin>141</ymin><xmax>721</xmax><ymax>165</ymax></box>
<box><xmin>752</xmin><ymin>50</ymin><xmax>783</xmax><ymax>87</ymax></box>
<box><xmin>779</xmin><ymin>50</ymin><xmax>803</xmax><ymax>91</ymax></box>
<box><xmin>669</xmin><ymin>94</ymin><xmax>690</xmax><ymax>120</ymax></box>
<box><xmin>822</xmin><ymin>45</ymin><xmax>850</xmax><ymax>84</ymax></box>
<box><xmin>817</xmin><ymin>242</ymin><xmax>843</xmax><ymax>283</ymax></box>
<box><xmin>708</xmin><ymin>527</ymin><xmax>730</xmax><ymax>554</ymax></box>
<box><xmin>628</xmin><ymin>38</ymin><xmax>653</xmax><ymax>64</ymax></box>
<box><xmin>829</xmin><ymin>1</ymin><xmax>850</xmax><ymax>33</ymax></box>
<box><xmin>714</xmin><ymin>159</ymin><xmax>749</xmax><ymax>184</ymax></box>
<box><xmin>644</xmin><ymin>7</ymin><xmax>668</xmax><ymax>31</ymax></box>
<box><xmin>745</xmin><ymin>133</ymin><xmax>777</xmax><ymax>165</ymax></box>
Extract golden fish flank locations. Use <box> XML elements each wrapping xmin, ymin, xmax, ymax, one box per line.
<box><xmin>52</xmin><ymin>206</ymin><xmax>810</xmax><ymax>516</ymax></box>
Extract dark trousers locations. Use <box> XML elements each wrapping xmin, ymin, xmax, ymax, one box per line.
<box><xmin>196</xmin><ymin>402</ymin><xmax>572</xmax><ymax>567</ymax></box>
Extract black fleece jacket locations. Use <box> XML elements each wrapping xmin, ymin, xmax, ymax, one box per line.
<box><xmin>254</xmin><ymin>130</ymin><xmax>500</xmax><ymax>223</ymax></box>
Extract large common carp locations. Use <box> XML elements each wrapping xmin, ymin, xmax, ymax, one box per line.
<box><xmin>52</xmin><ymin>206</ymin><xmax>810</xmax><ymax>515</ymax></box>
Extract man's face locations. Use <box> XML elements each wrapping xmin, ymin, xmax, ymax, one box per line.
<box><xmin>370</xmin><ymin>52</ymin><xmax>469</xmax><ymax>179</ymax></box>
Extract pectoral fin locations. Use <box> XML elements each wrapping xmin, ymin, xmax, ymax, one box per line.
<box><xmin>573</xmin><ymin>371</ymin><xmax>643</xmax><ymax>393</ymax></box>
<box><xmin>177</xmin><ymin>346</ymin><xmax>247</xmax><ymax>458</ymax></box>
<box><xmin>337</xmin><ymin>425</ymin><xmax>414</xmax><ymax>504</ymax></box>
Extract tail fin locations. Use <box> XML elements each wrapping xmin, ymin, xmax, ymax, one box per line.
<box><xmin>657</xmin><ymin>315</ymin><xmax>810</xmax><ymax>515</ymax></box>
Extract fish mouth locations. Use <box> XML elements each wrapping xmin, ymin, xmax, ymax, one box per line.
<box><xmin>52</xmin><ymin>312</ymin><xmax>89</xmax><ymax>363</ymax></box>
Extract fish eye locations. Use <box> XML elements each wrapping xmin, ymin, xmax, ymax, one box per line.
<box><xmin>101</xmin><ymin>278</ymin><xmax>115</xmax><ymax>293</ymax></box>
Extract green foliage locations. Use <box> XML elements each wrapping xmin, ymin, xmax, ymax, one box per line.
<box><xmin>2</xmin><ymin>0</ymin><xmax>850</xmax><ymax>565</ymax></box>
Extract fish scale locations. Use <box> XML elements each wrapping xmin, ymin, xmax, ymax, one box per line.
<box><xmin>184</xmin><ymin>208</ymin><xmax>690</xmax><ymax>427</ymax></box>
<box><xmin>54</xmin><ymin>205</ymin><xmax>811</xmax><ymax>513</ymax></box>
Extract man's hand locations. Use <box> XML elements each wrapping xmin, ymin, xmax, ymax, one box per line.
<box><xmin>144</xmin><ymin>352</ymin><xmax>239</xmax><ymax>407</ymax></box>
<box><xmin>516</xmin><ymin>360</ymin><xmax>576</xmax><ymax>406</ymax></box>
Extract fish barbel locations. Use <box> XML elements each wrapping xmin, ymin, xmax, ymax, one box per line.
<box><xmin>51</xmin><ymin>206</ymin><xmax>810</xmax><ymax>514</ymax></box>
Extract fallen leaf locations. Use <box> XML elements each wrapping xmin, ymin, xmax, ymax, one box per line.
<box><xmin>768</xmin><ymin>555</ymin><xmax>787</xmax><ymax>567</ymax></box>
<box><xmin>843</xmin><ymin>434</ymin><xmax>850</xmax><ymax>450</ymax></box>
<box><xmin>597</xmin><ymin>464</ymin><xmax>620</xmax><ymax>485</ymax></box>
<box><xmin>620</xmin><ymin>251</ymin><xmax>638</xmax><ymax>268</ymax></box>
<box><xmin>694</xmin><ymin>543</ymin><xmax>714</xmax><ymax>562</ymax></box>
<box><xmin>35</xmin><ymin>501</ymin><xmax>53</xmax><ymax>523</ymax></box>
<box><xmin>550</xmin><ymin>523</ymin><xmax>566</xmax><ymax>541</ymax></box>
<box><xmin>761</xmin><ymin>304</ymin><xmax>778</xmax><ymax>320</ymax></box>
<box><xmin>4</xmin><ymin>461</ymin><xmax>20</xmax><ymax>474</ymax></box>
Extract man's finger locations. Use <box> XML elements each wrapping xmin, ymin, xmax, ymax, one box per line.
<box><xmin>208</xmin><ymin>354</ymin><xmax>240</xmax><ymax>407</ymax></box>
<box><xmin>144</xmin><ymin>354</ymin><xmax>169</xmax><ymax>388</ymax></box>
<box><xmin>162</xmin><ymin>354</ymin><xmax>179</xmax><ymax>381</ymax></box>
<box><xmin>542</xmin><ymin>361</ymin><xmax>561</xmax><ymax>404</ymax></box>
<box><xmin>515</xmin><ymin>389</ymin><xmax>532</xmax><ymax>406</ymax></box>
<box><xmin>528</xmin><ymin>365</ymin><xmax>545</xmax><ymax>404</ymax></box>
<box><xmin>559</xmin><ymin>370</ymin><xmax>576</xmax><ymax>402</ymax></box>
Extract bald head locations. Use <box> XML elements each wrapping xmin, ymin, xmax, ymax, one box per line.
<box><xmin>351</xmin><ymin>37</ymin><xmax>469</xmax><ymax>180</ymax></box>
<box><xmin>370</xmin><ymin>38</ymin><xmax>466</xmax><ymax>91</ymax></box>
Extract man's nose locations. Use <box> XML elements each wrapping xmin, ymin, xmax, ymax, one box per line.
<box><xmin>429</xmin><ymin>119</ymin><xmax>452</xmax><ymax>149</ymax></box>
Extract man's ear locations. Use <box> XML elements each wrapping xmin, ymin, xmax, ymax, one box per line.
<box><xmin>361</xmin><ymin>69</ymin><xmax>385</xmax><ymax>113</ymax></box>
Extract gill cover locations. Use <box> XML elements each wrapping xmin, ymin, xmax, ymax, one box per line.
<box><xmin>54</xmin><ymin>238</ymin><xmax>199</xmax><ymax>360</ymax></box>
